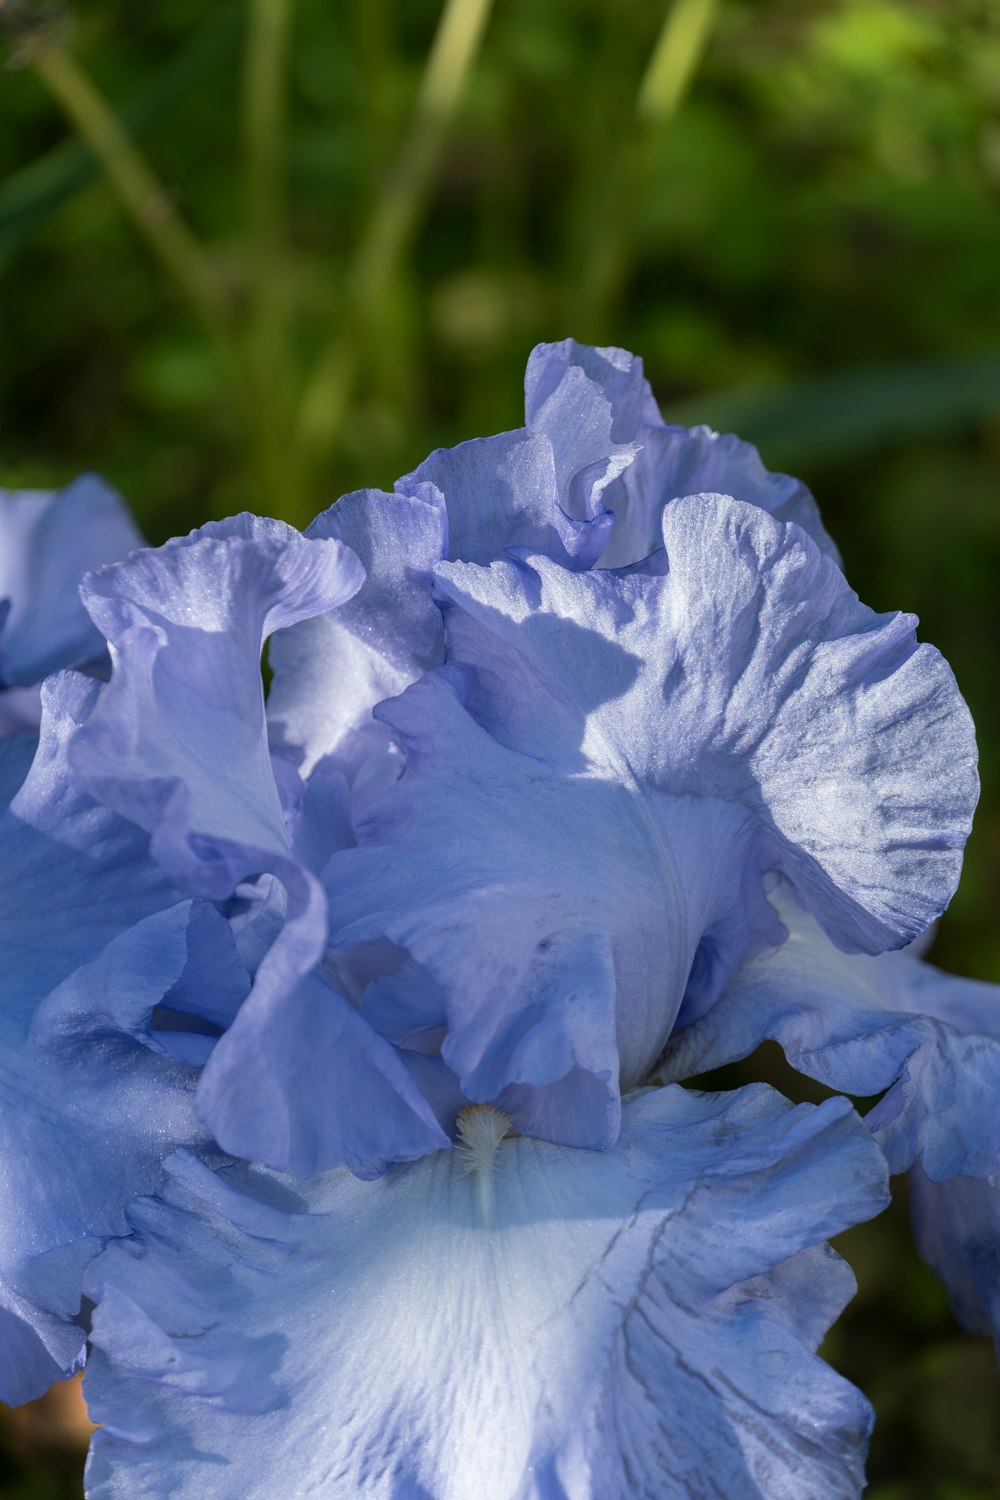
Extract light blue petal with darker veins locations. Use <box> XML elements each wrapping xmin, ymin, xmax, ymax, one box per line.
<box><xmin>84</xmin><ymin>1085</ymin><xmax>888</xmax><ymax>1500</ymax></box>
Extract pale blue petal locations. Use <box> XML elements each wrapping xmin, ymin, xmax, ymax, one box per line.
<box><xmin>266</xmin><ymin>346</ymin><xmax>841</xmax><ymax>786</ymax></box>
<box><xmin>525</xmin><ymin>339</ymin><xmax>661</xmax><ymax>443</ymax></box>
<box><xmin>0</xmin><ymin>901</ymin><xmax>228</xmax><ymax>1403</ymax></box>
<box><xmin>2</xmin><ymin>672</ymin><xmax>180</xmax><ymax>1006</ymax></box>
<box><xmin>436</xmin><ymin>494</ymin><xmax>976</xmax><ymax>961</ymax></box>
<box><xmin>909</xmin><ymin>1170</ymin><xmax>1000</xmax><ymax>1351</ymax></box>
<box><xmin>267</xmin><ymin>488</ymin><xmax>446</xmax><ymax>778</ymax></box>
<box><xmin>73</xmin><ymin>514</ymin><xmax>364</xmax><ymax>895</ymax></box>
<box><xmin>398</xmin><ymin>428</ymin><xmax>612</xmax><ymax>569</ymax></box>
<box><xmin>0</xmin><ymin>657</ymin><xmax>241</xmax><ymax>1396</ymax></box>
<box><xmin>524</xmin><ymin>339</ymin><xmax>655</xmax><ymax>526</ymax></box>
<box><xmin>327</xmin><ymin>495</ymin><xmax>975</xmax><ymax>1140</ymax></box>
<box><xmin>155</xmin><ymin>899</ymin><xmax>251</xmax><ymax>1031</ymax></box>
<box><xmin>0</xmin><ymin>730</ymin><xmax>36</xmax><ymax>809</ymax></box>
<box><xmin>661</xmin><ymin>885</ymin><xmax>1000</xmax><ymax>1181</ymax></box>
<box><xmin>523</xmin><ymin>340</ymin><xmax>837</xmax><ymax>568</ymax></box>
<box><xmin>0</xmin><ymin>474</ymin><xmax>142</xmax><ymax>686</ymax></box>
<box><xmin>331</xmin><ymin>742</ymin><xmax>627</xmax><ymax>1144</ymax></box>
<box><xmin>68</xmin><ymin>518</ymin><xmax>370</xmax><ymax>1174</ymax></box>
<box><xmin>84</xmin><ymin>1086</ymin><xmax>888</xmax><ymax>1500</ymax></box>
<box><xmin>286</xmin><ymin>766</ymin><xmax>355</xmax><ymax>875</ymax></box>
<box><xmin>196</xmin><ymin>970</ymin><xmax>448</xmax><ymax>1179</ymax></box>
<box><xmin>595</xmin><ymin>425</ymin><xmax>839</xmax><ymax>569</ymax></box>
<box><xmin>0</xmin><ymin>685</ymin><xmax>42</xmax><ymax>738</ymax></box>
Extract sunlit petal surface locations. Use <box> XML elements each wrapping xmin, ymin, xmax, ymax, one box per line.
<box><xmin>84</xmin><ymin>1087</ymin><xmax>888</xmax><ymax>1500</ymax></box>
<box><xmin>325</xmin><ymin>494</ymin><xmax>976</xmax><ymax>1153</ymax></box>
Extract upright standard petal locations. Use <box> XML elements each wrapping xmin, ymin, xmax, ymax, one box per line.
<box><xmin>524</xmin><ymin>339</ymin><xmax>837</xmax><ymax>567</ymax></box>
<box><xmin>525</xmin><ymin>339</ymin><xmax>661</xmax><ymax>445</ymax></box>
<box><xmin>594</xmin><ymin>424</ymin><xmax>839</xmax><ymax>569</ymax></box>
<box><xmin>265</xmin><ymin>435</ymin><xmax>612</xmax><ymax>785</ymax></box>
<box><xmin>400</xmin><ymin>428</ymin><xmax>613</xmax><ymax>569</ymax></box>
<box><xmin>73</xmin><ymin>514</ymin><xmax>364</xmax><ymax>894</ymax></box>
<box><xmin>327</xmin><ymin>493</ymin><xmax>976</xmax><ymax>1149</ymax></box>
<box><xmin>268</xmin><ymin>342</ymin><xmax>841</xmax><ymax>781</ymax></box>
<box><xmin>437</xmin><ymin>494</ymin><xmax>975</xmax><ymax>959</ymax></box>
<box><xmin>267</xmin><ymin>487</ymin><xmax>447</xmax><ymax>778</ymax></box>
<box><xmin>69</xmin><ymin>517</ymin><xmax>368</xmax><ymax>1176</ymax></box>
<box><xmin>524</xmin><ymin>339</ymin><xmax>656</xmax><ymax>523</ymax></box>
<box><xmin>84</xmin><ymin>1086</ymin><xmax>889</xmax><ymax>1500</ymax></box>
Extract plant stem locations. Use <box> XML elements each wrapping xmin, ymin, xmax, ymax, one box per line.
<box><xmin>572</xmin><ymin>0</ymin><xmax>720</xmax><ymax>338</ymax></box>
<box><xmin>292</xmin><ymin>0</ymin><xmax>495</xmax><ymax>470</ymax></box>
<box><xmin>242</xmin><ymin>0</ymin><xmax>305</xmax><ymax>516</ymax></box>
<box><xmin>243</xmin><ymin>0</ymin><xmax>295</xmax><ymax>383</ymax></box>
<box><xmin>25</xmin><ymin>32</ymin><xmax>290</xmax><ymax>516</ymax></box>
<box><xmin>638</xmin><ymin>0</ymin><xmax>718</xmax><ymax>124</ymax></box>
<box><xmin>31</xmin><ymin>40</ymin><xmax>233</xmax><ymax>363</ymax></box>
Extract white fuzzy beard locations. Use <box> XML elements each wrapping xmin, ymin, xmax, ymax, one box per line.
<box><xmin>455</xmin><ymin>1104</ymin><xmax>512</xmax><ymax>1227</ymax></box>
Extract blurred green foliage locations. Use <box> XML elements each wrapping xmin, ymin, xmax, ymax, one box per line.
<box><xmin>1</xmin><ymin>0</ymin><xmax>999</xmax><ymax>1495</ymax></box>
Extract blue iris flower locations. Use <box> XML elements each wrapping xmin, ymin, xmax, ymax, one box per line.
<box><xmin>0</xmin><ymin>342</ymin><xmax>993</xmax><ymax>1498</ymax></box>
<box><xmin>0</xmin><ymin>474</ymin><xmax>142</xmax><ymax>806</ymax></box>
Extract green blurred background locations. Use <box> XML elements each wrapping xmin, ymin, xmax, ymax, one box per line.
<box><xmin>1</xmin><ymin>0</ymin><xmax>998</xmax><ymax>1494</ymax></box>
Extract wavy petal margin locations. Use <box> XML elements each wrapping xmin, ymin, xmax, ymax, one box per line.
<box><xmin>0</xmin><ymin>898</ymin><xmax>243</xmax><ymax>1404</ymax></box>
<box><xmin>267</xmin><ymin>488</ymin><xmax>446</xmax><ymax>778</ymax></box>
<box><xmin>327</xmin><ymin>493</ymin><xmax>977</xmax><ymax>1150</ymax></box>
<box><xmin>66</xmin><ymin>518</ymin><xmax>373</xmax><ymax>1174</ymax></box>
<box><xmin>84</xmin><ymin>1086</ymin><xmax>888</xmax><ymax>1500</ymax></box>
<box><xmin>660</xmin><ymin>885</ymin><xmax>1000</xmax><ymax>1182</ymax></box>
<box><xmin>523</xmin><ymin>339</ymin><xmax>838</xmax><ymax>567</ymax></box>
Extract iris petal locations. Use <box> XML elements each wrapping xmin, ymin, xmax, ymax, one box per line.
<box><xmin>84</xmin><ymin>1086</ymin><xmax>888</xmax><ymax>1500</ymax></box>
<box><xmin>0</xmin><ymin>895</ymin><xmax>240</xmax><ymax>1403</ymax></box>
<box><xmin>327</xmin><ymin>493</ymin><xmax>976</xmax><ymax>1147</ymax></box>
<box><xmin>68</xmin><ymin>517</ymin><xmax>367</xmax><ymax>1174</ymax></box>
<box><xmin>523</xmin><ymin>339</ymin><xmax>838</xmax><ymax>566</ymax></box>
<box><xmin>0</xmin><ymin>474</ymin><xmax>142</xmax><ymax>689</ymax></box>
<box><xmin>661</xmin><ymin>884</ymin><xmax>1000</xmax><ymax>1181</ymax></box>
